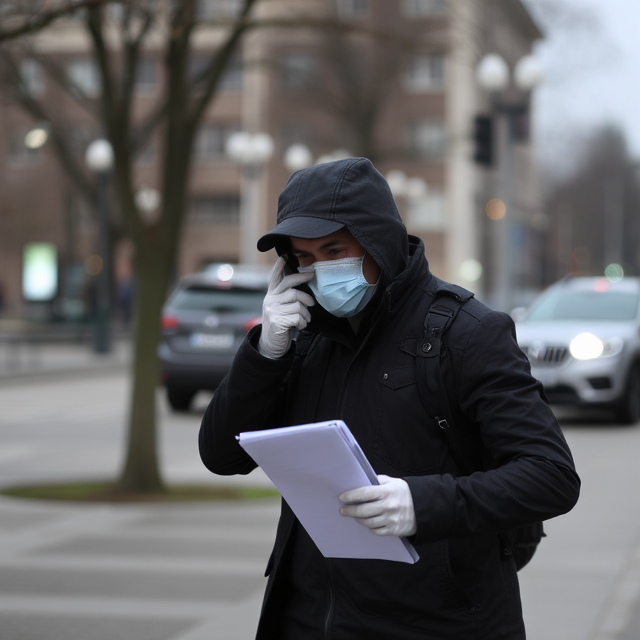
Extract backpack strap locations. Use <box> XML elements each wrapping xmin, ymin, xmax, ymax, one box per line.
<box><xmin>416</xmin><ymin>284</ymin><xmax>476</xmax><ymax>474</ymax></box>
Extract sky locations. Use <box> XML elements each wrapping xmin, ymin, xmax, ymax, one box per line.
<box><xmin>527</xmin><ymin>0</ymin><xmax>640</xmax><ymax>167</ymax></box>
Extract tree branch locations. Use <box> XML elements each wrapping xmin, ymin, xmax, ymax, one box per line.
<box><xmin>85</xmin><ymin>5</ymin><xmax>143</xmax><ymax>244</ymax></box>
<box><xmin>0</xmin><ymin>0</ymin><xmax>110</xmax><ymax>42</ymax></box>
<box><xmin>25</xmin><ymin>48</ymin><xmax>103</xmax><ymax>120</ymax></box>
<box><xmin>0</xmin><ymin>48</ymin><xmax>96</xmax><ymax>205</ymax></box>
<box><xmin>241</xmin><ymin>16</ymin><xmax>418</xmax><ymax>51</ymax></box>
<box><xmin>188</xmin><ymin>0</ymin><xmax>259</xmax><ymax>125</ymax></box>
<box><xmin>120</xmin><ymin>3</ymin><xmax>155</xmax><ymax>116</ymax></box>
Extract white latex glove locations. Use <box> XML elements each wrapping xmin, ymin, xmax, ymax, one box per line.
<box><xmin>339</xmin><ymin>475</ymin><xmax>417</xmax><ymax>537</ymax></box>
<box><xmin>258</xmin><ymin>256</ymin><xmax>315</xmax><ymax>359</ymax></box>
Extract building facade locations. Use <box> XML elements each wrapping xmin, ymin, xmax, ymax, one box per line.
<box><xmin>0</xmin><ymin>0</ymin><xmax>542</xmax><ymax>318</ymax></box>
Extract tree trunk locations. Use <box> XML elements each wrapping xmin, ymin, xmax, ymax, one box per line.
<box><xmin>116</xmin><ymin>242</ymin><xmax>171</xmax><ymax>493</ymax></box>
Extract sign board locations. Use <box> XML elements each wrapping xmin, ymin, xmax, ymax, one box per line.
<box><xmin>22</xmin><ymin>243</ymin><xmax>58</xmax><ymax>301</ymax></box>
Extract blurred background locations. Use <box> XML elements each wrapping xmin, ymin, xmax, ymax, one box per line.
<box><xmin>2</xmin><ymin>1</ymin><xmax>640</xmax><ymax>639</ymax></box>
<box><xmin>2</xmin><ymin>0</ymin><xmax>639</xmax><ymax>326</ymax></box>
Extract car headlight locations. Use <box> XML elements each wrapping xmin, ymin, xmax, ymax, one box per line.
<box><xmin>569</xmin><ymin>333</ymin><xmax>624</xmax><ymax>360</ymax></box>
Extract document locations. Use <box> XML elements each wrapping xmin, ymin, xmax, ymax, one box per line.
<box><xmin>237</xmin><ymin>420</ymin><xmax>419</xmax><ymax>564</ymax></box>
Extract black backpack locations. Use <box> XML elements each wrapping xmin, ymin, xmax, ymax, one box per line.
<box><xmin>416</xmin><ymin>278</ymin><xmax>544</xmax><ymax>571</ymax></box>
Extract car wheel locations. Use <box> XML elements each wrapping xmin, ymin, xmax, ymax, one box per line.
<box><xmin>614</xmin><ymin>366</ymin><xmax>640</xmax><ymax>425</ymax></box>
<box><xmin>166</xmin><ymin>386</ymin><xmax>196</xmax><ymax>412</ymax></box>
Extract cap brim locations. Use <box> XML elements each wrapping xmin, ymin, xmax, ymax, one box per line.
<box><xmin>257</xmin><ymin>217</ymin><xmax>345</xmax><ymax>252</ymax></box>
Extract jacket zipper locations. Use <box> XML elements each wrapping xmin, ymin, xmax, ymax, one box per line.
<box><xmin>323</xmin><ymin>559</ymin><xmax>334</xmax><ymax>640</ymax></box>
<box><xmin>329</xmin><ymin>302</ymin><xmax>389</xmax><ymax>636</ymax></box>
<box><xmin>337</xmin><ymin>317</ymin><xmax>380</xmax><ymax>417</ymax></box>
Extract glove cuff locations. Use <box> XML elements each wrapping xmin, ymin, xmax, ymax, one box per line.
<box><xmin>258</xmin><ymin>336</ymin><xmax>284</xmax><ymax>359</ymax></box>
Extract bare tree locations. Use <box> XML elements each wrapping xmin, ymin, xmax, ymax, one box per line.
<box><xmin>545</xmin><ymin>126</ymin><xmax>640</xmax><ymax>280</ymax></box>
<box><xmin>1</xmin><ymin>0</ymin><xmax>260</xmax><ymax>493</ymax></box>
<box><xmin>304</xmin><ymin>30</ymin><xmax>409</xmax><ymax>162</ymax></box>
<box><xmin>0</xmin><ymin>0</ymin><xmax>419</xmax><ymax>494</ymax></box>
<box><xmin>0</xmin><ymin>0</ymin><xmax>111</xmax><ymax>42</ymax></box>
<box><xmin>274</xmin><ymin>5</ymin><xmax>449</xmax><ymax>163</ymax></box>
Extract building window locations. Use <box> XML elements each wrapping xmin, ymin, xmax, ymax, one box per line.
<box><xmin>406</xmin><ymin>54</ymin><xmax>445</xmax><ymax>92</ymax></box>
<box><xmin>190</xmin><ymin>196</ymin><xmax>240</xmax><ymax>225</ymax></box>
<box><xmin>194</xmin><ymin>122</ymin><xmax>241</xmax><ymax>160</ymax></box>
<box><xmin>190</xmin><ymin>55</ymin><xmax>208</xmax><ymax>90</ymax></box>
<box><xmin>280</xmin><ymin>53</ymin><xmax>317</xmax><ymax>90</ymax></box>
<box><xmin>135</xmin><ymin>57</ymin><xmax>158</xmax><ymax>94</ymax></box>
<box><xmin>74</xmin><ymin>197</ymin><xmax>95</xmax><ymax>233</ymax></box>
<box><xmin>196</xmin><ymin>0</ymin><xmax>243</xmax><ymax>19</ymax></box>
<box><xmin>336</xmin><ymin>0</ymin><xmax>369</xmax><ymax>18</ymax></box>
<box><xmin>219</xmin><ymin>53</ymin><xmax>242</xmax><ymax>90</ymax></box>
<box><xmin>190</xmin><ymin>53</ymin><xmax>242</xmax><ymax>91</ymax></box>
<box><xmin>20</xmin><ymin>59</ymin><xmax>44</xmax><ymax>97</ymax></box>
<box><xmin>280</xmin><ymin>122</ymin><xmax>315</xmax><ymax>153</ymax></box>
<box><xmin>65</xmin><ymin>58</ymin><xmax>101</xmax><ymax>97</ymax></box>
<box><xmin>133</xmin><ymin>133</ymin><xmax>157</xmax><ymax>164</ymax></box>
<box><xmin>403</xmin><ymin>0</ymin><xmax>447</xmax><ymax>16</ymax></box>
<box><xmin>7</xmin><ymin>128</ymin><xmax>42</xmax><ymax>166</ymax></box>
<box><xmin>69</xmin><ymin>124</ymin><xmax>101</xmax><ymax>156</ymax></box>
<box><xmin>407</xmin><ymin>189</ymin><xmax>446</xmax><ymax>229</ymax></box>
<box><xmin>408</xmin><ymin>120</ymin><xmax>446</xmax><ymax>159</ymax></box>
<box><xmin>110</xmin><ymin>1</ymin><xmax>158</xmax><ymax>21</ymax></box>
<box><xmin>109</xmin><ymin>3</ymin><xmax>124</xmax><ymax>21</ymax></box>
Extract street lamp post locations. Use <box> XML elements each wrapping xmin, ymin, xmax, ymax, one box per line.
<box><xmin>135</xmin><ymin>186</ymin><xmax>162</xmax><ymax>225</ymax></box>
<box><xmin>476</xmin><ymin>53</ymin><xmax>542</xmax><ymax>312</ymax></box>
<box><xmin>24</xmin><ymin>123</ymin><xmax>49</xmax><ymax>151</ymax></box>
<box><xmin>85</xmin><ymin>139</ymin><xmax>114</xmax><ymax>354</ymax></box>
<box><xmin>283</xmin><ymin>144</ymin><xmax>314</xmax><ymax>173</ymax></box>
<box><xmin>226</xmin><ymin>132</ymin><xmax>274</xmax><ymax>265</ymax></box>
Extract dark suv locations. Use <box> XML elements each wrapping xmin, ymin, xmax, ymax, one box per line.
<box><xmin>159</xmin><ymin>264</ymin><xmax>271</xmax><ymax>411</ymax></box>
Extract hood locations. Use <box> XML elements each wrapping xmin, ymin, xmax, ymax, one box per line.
<box><xmin>258</xmin><ymin>157</ymin><xmax>410</xmax><ymax>282</ymax></box>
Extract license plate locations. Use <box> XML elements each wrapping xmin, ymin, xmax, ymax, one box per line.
<box><xmin>190</xmin><ymin>333</ymin><xmax>234</xmax><ymax>349</ymax></box>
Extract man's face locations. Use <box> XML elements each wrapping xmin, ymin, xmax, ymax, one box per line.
<box><xmin>289</xmin><ymin>227</ymin><xmax>380</xmax><ymax>285</ymax></box>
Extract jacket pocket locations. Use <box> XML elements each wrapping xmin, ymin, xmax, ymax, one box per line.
<box><xmin>439</xmin><ymin>539</ymin><xmax>480</xmax><ymax>614</ymax></box>
<box><xmin>373</xmin><ymin>365</ymin><xmax>446</xmax><ymax>473</ymax></box>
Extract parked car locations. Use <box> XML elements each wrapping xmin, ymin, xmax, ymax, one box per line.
<box><xmin>514</xmin><ymin>276</ymin><xmax>640</xmax><ymax>424</ymax></box>
<box><xmin>159</xmin><ymin>263</ymin><xmax>271</xmax><ymax>411</ymax></box>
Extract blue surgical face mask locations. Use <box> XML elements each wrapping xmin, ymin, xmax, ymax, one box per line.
<box><xmin>298</xmin><ymin>254</ymin><xmax>378</xmax><ymax>318</ymax></box>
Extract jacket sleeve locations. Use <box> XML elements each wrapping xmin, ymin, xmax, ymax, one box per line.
<box><xmin>406</xmin><ymin>310</ymin><xmax>581</xmax><ymax>544</ymax></box>
<box><xmin>198</xmin><ymin>326</ymin><xmax>296</xmax><ymax>476</ymax></box>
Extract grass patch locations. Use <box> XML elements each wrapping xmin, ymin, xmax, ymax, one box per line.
<box><xmin>1</xmin><ymin>481</ymin><xmax>280</xmax><ymax>503</ymax></box>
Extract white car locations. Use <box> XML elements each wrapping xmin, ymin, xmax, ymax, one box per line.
<box><xmin>515</xmin><ymin>276</ymin><xmax>640</xmax><ymax>424</ymax></box>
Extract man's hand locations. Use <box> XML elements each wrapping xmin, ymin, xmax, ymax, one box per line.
<box><xmin>258</xmin><ymin>256</ymin><xmax>315</xmax><ymax>359</ymax></box>
<box><xmin>339</xmin><ymin>475</ymin><xmax>417</xmax><ymax>537</ymax></box>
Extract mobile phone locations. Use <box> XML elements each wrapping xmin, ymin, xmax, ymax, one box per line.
<box><xmin>282</xmin><ymin>251</ymin><xmax>300</xmax><ymax>276</ymax></box>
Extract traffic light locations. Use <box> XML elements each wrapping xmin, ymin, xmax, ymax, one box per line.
<box><xmin>473</xmin><ymin>115</ymin><xmax>493</xmax><ymax>166</ymax></box>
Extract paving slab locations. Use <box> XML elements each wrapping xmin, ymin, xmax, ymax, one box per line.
<box><xmin>0</xmin><ymin>498</ymin><xmax>280</xmax><ymax>640</ymax></box>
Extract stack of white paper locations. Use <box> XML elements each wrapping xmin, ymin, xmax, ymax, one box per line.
<box><xmin>237</xmin><ymin>420</ymin><xmax>419</xmax><ymax>564</ymax></box>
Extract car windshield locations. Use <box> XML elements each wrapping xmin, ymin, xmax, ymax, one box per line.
<box><xmin>525</xmin><ymin>288</ymin><xmax>640</xmax><ymax>322</ymax></box>
<box><xmin>168</xmin><ymin>285</ymin><xmax>265</xmax><ymax>314</ymax></box>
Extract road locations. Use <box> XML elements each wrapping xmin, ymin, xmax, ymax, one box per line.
<box><xmin>1</xmin><ymin>371</ymin><xmax>640</xmax><ymax>639</ymax></box>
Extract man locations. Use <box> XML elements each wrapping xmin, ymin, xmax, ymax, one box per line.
<box><xmin>199</xmin><ymin>157</ymin><xmax>580</xmax><ymax>639</ymax></box>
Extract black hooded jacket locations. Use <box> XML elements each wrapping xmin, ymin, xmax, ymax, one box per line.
<box><xmin>199</xmin><ymin>158</ymin><xmax>580</xmax><ymax>640</ymax></box>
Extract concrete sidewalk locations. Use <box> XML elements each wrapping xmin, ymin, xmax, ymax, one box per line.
<box><xmin>0</xmin><ymin>364</ymin><xmax>278</xmax><ymax>640</ymax></box>
<box><xmin>2</xmin><ymin>342</ymin><xmax>640</xmax><ymax>639</ymax></box>
<box><xmin>0</xmin><ymin>336</ymin><xmax>130</xmax><ymax>381</ymax></box>
<box><xmin>0</xmin><ymin>496</ymin><xmax>279</xmax><ymax>640</ymax></box>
